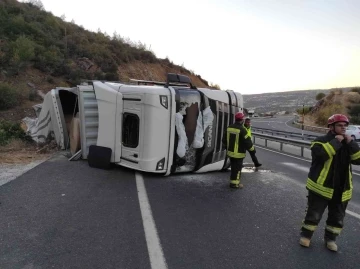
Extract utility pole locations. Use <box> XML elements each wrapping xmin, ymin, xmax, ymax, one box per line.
<box><xmin>64</xmin><ymin>26</ymin><xmax>67</xmax><ymax>59</ymax></box>
<box><xmin>302</xmin><ymin>104</ymin><xmax>305</xmax><ymax>137</ymax></box>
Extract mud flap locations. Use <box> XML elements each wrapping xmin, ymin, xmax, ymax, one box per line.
<box><xmin>88</xmin><ymin>145</ymin><xmax>112</xmax><ymax>169</ymax></box>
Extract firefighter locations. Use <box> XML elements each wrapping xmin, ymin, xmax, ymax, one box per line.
<box><xmin>244</xmin><ymin>117</ymin><xmax>262</xmax><ymax>168</ymax></box>
<box><xmin>299</xmin><ymin>114</ymin><xmax>360</xmax><ymax>252</ymax></box>
<box><xmin>223</xmin><ymin>112</ymin><xmax>255</xmax><ymax>189</ymax></box>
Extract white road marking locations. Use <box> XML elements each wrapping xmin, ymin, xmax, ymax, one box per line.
<box><xmin>346</xmin><ymin>210</ymin><xmax>360</xmax><ymax>219</ymax></box>
<box><xmin>282</xmin><ymin>162</ymin><xmax>309</xmax><ymax>172</ymax></box>
<box><xmin>256</xmin><ymin>146</ymin><xmax>360</xmax><ymax>220</ymax></box>
<box><xmin>135</xmin><ymin>172</ymin><xmax>167</xmax><ymax>269</ymax></box>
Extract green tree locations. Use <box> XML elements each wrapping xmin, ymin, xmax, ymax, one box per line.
<box><xmin>0</xmin><ymin>83</ymin><xmax>20</xmax><ymax>110</ymax></box>
<box><xmin>316</xmin><ymin>92</ymin><xmax>326</xmax><ymax>100</ymax></box>
<box><xmin>10</xmin><ymin>36</ymin><xmax>35</xmax><ymax>73</ymax></box>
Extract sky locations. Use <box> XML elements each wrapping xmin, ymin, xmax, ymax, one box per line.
<box><xmin>23</xmin><ymin>0</ymin><xmax>360</xmax><ymax>94</ymax></box>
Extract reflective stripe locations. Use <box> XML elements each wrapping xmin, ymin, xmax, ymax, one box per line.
<box><xmin>324</xmin><ymin>142</ymin><xmax>336</xmax><ymax>156</ymax></box>
<box><xmin>230</xmin><ymin>180</ymin><xmax>240</xmax><ymax>185</ymax></box>
<box><xmin>302</xmin><ymin>222</ymin><xmax>317</xmax><ymax>231</ymax></box>
<box><xmin>311</xmin><ymin>142</ymin><xmax>336</xmax><ymax>158</ymax></box>
<box><xmin>326</xmin><ymin>225</ymin><xmax>342</xmax><ymax>235</ymax></box>
<box><xmin>342</xmin><ymin>189</ymin><xmax>352</xmax><ymax>202</ymax></box>
<box><xmin>351</xmin><ymin>151</ymin><xmax>360</xmax><ymax>160</ymax></box>
<box><xmin>247</xmin><ymin>128</ymin><xmax>252</xmax><ymax>138</ymax></box>
<box><xmin>227</xmin><ymin>152</ymin><xmax>246</xmax><ymax>158</ymax></box>
<box><xmin>227</xmin><ymin>128</ymin><xmax>240</xmax><ymax>133</ymax></box>
<box><xmin>306</xmin><ymin>178</ymin><xmax>334</xmax><ymax>199</ymax></box>
<box><xmin>227</xmin><ymin>127</ymin><xmax>242</xmax><ymax>158</ymax></box>
<box><xmin>342</xmin><ymin>166</ymin><xmax>353</xmax><ymax>201</ymax></box>
<box><xmin>317</xmin><ymin>158</ymin><xmax>332</xmax><ymax>185</ymax></box>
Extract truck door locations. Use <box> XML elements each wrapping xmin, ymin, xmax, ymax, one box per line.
<box><xmin>120</xmin><ymin>94</ymin><xmax>143</xmax><ymax>165</ymax></box>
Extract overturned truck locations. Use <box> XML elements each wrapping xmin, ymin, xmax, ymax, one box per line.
<box><xmin>24</xmin><ymin>73</ymin><xmax>243</xmax><ymax>176</ymax></box>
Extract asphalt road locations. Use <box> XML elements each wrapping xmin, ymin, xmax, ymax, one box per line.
<box><xmin>1</xmin><ymin>148</ymin><xmax>360</xmax><ymax>269</ymax></box>
<box><xmin>250</xmin><ymin>116</ymin><xmax>322</xmax><ymax>136</ymax></box>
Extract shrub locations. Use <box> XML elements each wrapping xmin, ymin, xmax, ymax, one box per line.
<box><xmin>296</xmin><ymin>106</ymin><xmax>312</xmax><ymax>115</ymax></box>
<box><xmin>347</xmin><ymin>92</ymin><xmax>360</xmax><ymax>104</ymax></box>
<box><xmin>0</xmin><ymin>120</ymin><xmax>31</xmax><ymax>146</ymax></box>
<box><xmin>46</xmin><ymin>76</ymin><xmax>54</xmax><ymax>84</ymax></box>
<box><xmin>315</xmin><ymin>104</ymin><xmax>344</xmax><ymax>126</ymax></box>
<box><xmin>0</xmin><ymin>83</ymin><xmax>21</xmax><ymax>110</ymax></box>
<box><xmin>348</xmin><ymin>104</ymin><xmax>360</xmax><ymax>117</ymax></box>
<box><xmin>105</xmin><ymin>72</ymin><xmax>119</xmax><ymax>81</ymax></box>
<box><xmin>350</xmin><ymin>87</ymin><xmax>360</xmax><ymax>94</ymax></box>
<box><xmin>316</xmin><ymin>93</ymin><xmax>326</xmax><ymax>100</ymax></box>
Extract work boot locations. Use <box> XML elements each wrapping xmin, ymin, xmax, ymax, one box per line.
<box><xmin>229</xmin><ymin>183</ymin><xmax>244</xmax><ymax>189</ymax></box>
<box><xmin>325</xmin><ymin>240</ymin><xmax>338</xmax><ymax>252</ymax></box>
<box><xmin>299</xmin><ymin>237</ymin><xmax>311</xmax><ymax>248</ymax></box>
<box><xmin>255</xmin><ymin>163</ymin><xmax>262</xmax><ymax>168</ymax></box>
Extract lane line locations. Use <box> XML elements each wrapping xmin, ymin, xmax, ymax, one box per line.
<box><xmin>256</xmin><ymin>146</ymin><xmax>360</xmax><ymax>220</ymax></box>
<box><xmin>346</xmin><ymin>210</ymin><xmax>360</xmax><ymax>219</ymax></box>
<box><xmin>281</xmin><ymin>162</ymin><xmax>309</xmax><ymax>172</ymax></box>
<box><xmin>135</xmin><ymin>172</ymin><xmax>168</xmax><ymax>269</ymax></box>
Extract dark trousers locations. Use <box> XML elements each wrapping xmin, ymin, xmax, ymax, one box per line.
<box><xmin>301</xmin><ymin>191</ymin><xmax>348</xmax><ymax>241</ymax></box>
<box><xmin>248</xmin><ymin>150</ymin><xmax>260</xmax><ymax>166</ymax></box>
<box><xmin>230</xmin><ymin>157</ymin><xmax>244</xmax><ymax>182</ymax></box>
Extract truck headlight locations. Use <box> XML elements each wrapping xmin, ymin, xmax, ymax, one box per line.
<box><xmin>160</xmin><ymin>95</ymin><xmax>168</xmax><ymax>109</ymax></box>
<box><xmin>156</xmin><ymin>158</ymin><xmax>165</xmax><ymax>170</ymax></box>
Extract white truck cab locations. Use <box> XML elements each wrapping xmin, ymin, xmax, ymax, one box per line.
<box><xmin>77</xmin><ymin>73</ymin><xmax>243</xmax><ymax>175</ymax></box>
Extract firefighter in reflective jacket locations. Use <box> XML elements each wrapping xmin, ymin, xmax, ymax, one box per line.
<box><xmin>299</xmin><ymin>114</ymin><xmax>360</xmax><ymax>252</ymax></box>
<box><xmin>222</xmin><ymin>112</ymin><xmax>255</xmax><ymax>189</ymax></box>
<box><xmin>244</xmin><ymin>117</ymin><xmax>262</xmax><ymax>167</ymax></box>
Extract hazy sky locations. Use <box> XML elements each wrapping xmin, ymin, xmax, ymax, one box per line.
<box><xmin>24</xmin><ymin>0</ymin><xmax>360</xmax><ymax>94</ymax></box>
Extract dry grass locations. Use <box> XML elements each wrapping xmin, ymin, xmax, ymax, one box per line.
<box><xmin>347</xmin><ymin>92</ymin><xmax>360</xmax><ymax>103</ymax></box>
<box><xmin>117</xmin><ymin>61</ymin><xmax>209</xmax><ymax>88</ymax></box>
<box><xmin>306</xmin><ymin>91</ymin><xmax>358</xmax><ymax>127</ymax></box>
<box><xmin>0</xmin><ymin>139</ymin><xmax>57</xmax><ymax>164</ymax></box>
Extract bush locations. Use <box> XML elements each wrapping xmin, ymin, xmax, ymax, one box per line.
<box><xmin>350</xmin><ymin>87</ymin><xmax>360</xmax><ymax>94</ymax></box>
<box><xmin>0</xmin><ymin>83</ymin><xmax>21</xmax><ymax>110</ymax></box>
<box><xmin>105</xmin><ymin>72</ymin><xmax>119</xmax><ymax>81</ymax></box>
<box><xmin>316</xmin><ymin>93</ymin><xmax>326</xmax><ymax>100</ymax></box>
<box><xmin>46</xmin><ymin>76</ymin><xmax>54</xmax><ymax>84</ymax></box>
<box><xmin>347</xmin><ymin>92</ymin><xmax>360</xmax><ymax>104</ymax></box>
<box><xmin>296</xmin><ymin>106</ymin><xmax>312</xmax><ymax>115</ymax></box>
<box><xmin>350</xmin><ymin>116</ymin><xmax>360</xmax><ymax>125</ymax></box>
<box><xmin>315</xmin><ymin>104</ymin><xmax>344</xmax><ymax>126</ymax></box>
<box><xmin>0</xmin><ymin>120</ymin><xmax>31</xmax><ymax>146</ymax></box>
<box><xmin>348</xmin><ymin>104</ymin><xmax>360</xmax><ymax>117</ymax></box>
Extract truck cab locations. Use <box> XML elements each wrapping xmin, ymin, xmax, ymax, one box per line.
<box><xmin>78</xmin><ymin>73</ymin><xmax>243</xmax><ymax>176</ymax></box>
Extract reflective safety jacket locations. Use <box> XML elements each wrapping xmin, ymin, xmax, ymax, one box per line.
<box><xmin>307</xmin><ymin>131</ymin><xmax>360</xmax><ymax>202</ymax></box>
<box><xmin>222</xmin><ymin>122</ymin><xmax>254</xmax><ymax>158</ymax></box>
<box><xmin>244</xmin><ymin>126</ymin><xmax>252</xmax><ymax>138</ymax></box>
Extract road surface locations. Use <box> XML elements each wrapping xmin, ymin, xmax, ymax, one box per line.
<box><xmin>1</xmin><ymin>149</ymin><xmax>359</xmax><ymax>269</ymax></box>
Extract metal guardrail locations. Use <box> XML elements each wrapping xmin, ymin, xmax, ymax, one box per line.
<box><xmin>292</xmin><ymin>121</ymin><xmax>328</xmax><ymax>134</ymax></box>
<box><xmin>252</xmin><ymin>131</ymin><xmax>311</xmax><ymax>158</ymax></box>
<box><xmin>252</xmin><ymin>127</ymin><xmax>319</xmax><ymax>141</ymax></box>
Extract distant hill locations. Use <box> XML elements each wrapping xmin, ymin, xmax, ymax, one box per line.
<box><xmin>243</xmin><ymin>88</ymin><xmax>355</xmax><ymax>114</ymax></box>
